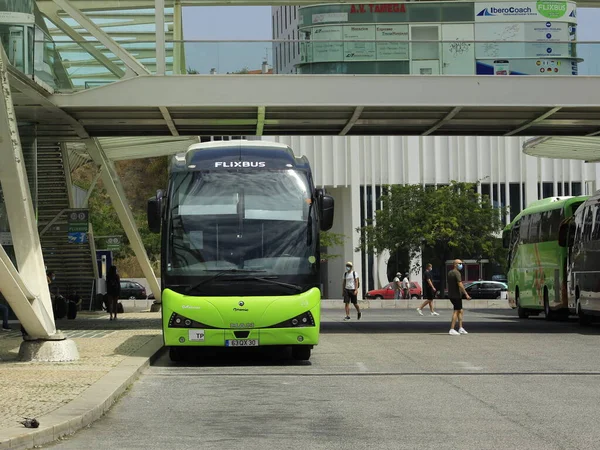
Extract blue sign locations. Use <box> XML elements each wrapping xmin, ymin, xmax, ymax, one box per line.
<box><xmin>546</xmin><ymin>33</ymin><xmax>552</xmax><ymax>39</ymax></box>
<box><xmin>68</xmin><ymin>232</ymin><xmax>88</xmax><ymax>244</ymax></box>
<box><xmin>546</xmin><ymin>48</ymin><xmax>552</xmax><ymax>53</ymax></box>
<box><xmin>546</xmin><ymin>22</ymin><xmax>552</xmax><ymax>27</ymax></box>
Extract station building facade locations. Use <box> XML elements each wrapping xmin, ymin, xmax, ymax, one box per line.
<box><xmin>273</xmin><ymin>1</ymin><xmax>579</xmax><ymax>75</ymax></box>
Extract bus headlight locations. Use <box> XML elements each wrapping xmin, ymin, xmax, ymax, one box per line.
<box><xmin>270</xmin><ymin>311</ymin><xmax>315</xmax><ymax>328</ymax></box>
<box><xmin>168</xmin><ymin>312</ymin><xmax>214</xmax><ymax>329</ymax></box>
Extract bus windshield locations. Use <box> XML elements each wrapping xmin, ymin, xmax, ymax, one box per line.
<box><xmin>166</xmin><ymin>169</ymin><xmax>318</xmax><ymax>284</ymax></box>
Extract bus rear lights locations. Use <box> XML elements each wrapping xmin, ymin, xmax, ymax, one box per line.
<box><xmin>270</xmin><ymin>311</ymin><xmax>315</xmax><ymax>328</ymax></box>
<box><xmin>168</xmin><ymin>312</ymin><xmax>214</xmax><ymax>329</ymax></box>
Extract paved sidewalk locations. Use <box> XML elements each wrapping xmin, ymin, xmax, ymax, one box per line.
<box><xmin>0</xmin><ymin>311</ymin><xmax>161</xmax><ymax>434</ymax></box>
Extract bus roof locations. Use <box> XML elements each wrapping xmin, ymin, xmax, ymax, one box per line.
<box><xmin>504</xmin><ymin>195</ymin><xmax>588</xmax><ymax>231</ymax></box>
<box><xmin>171</xmin><ymin>140</ymin><xmax>309</xmax><ymax>172</ymax></box>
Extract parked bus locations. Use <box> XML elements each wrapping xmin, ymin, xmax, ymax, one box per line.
<box><xmin>503</xmin><ymin>196</ymin><xmax>587</xmax><ymax>320</ymax></box>
<box><xmin>147</xmin><ymin>141</ymin><xmax>334</xmax><ymax>362</ymax></box>
<box><xmin>561</xmin><ymin>190</ymin><xmax>600</xmax><ymax>325</ymax></box>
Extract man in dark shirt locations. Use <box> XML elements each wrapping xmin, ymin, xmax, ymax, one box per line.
<box><xmin>447</xmin><ymin>259</ymin><xmax>471</xmax><ymax>335</ymax></box>
<box><xmin>417</xmin><ymin>263</ymin><xmax>439</xmax><ymax>316</ymax></box>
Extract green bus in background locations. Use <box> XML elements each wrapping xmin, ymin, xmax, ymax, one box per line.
<box><xmin>147</xmin><ymin>141</ymin><xmax>334</xmax><ymax>362</ymax></box>
<box><xmin>503</xmin><ymin>196</ymin><xmax>587</xmax><ymax>320</ymax></box>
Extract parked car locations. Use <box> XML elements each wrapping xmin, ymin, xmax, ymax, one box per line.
<box><xmin>119</xmin><ymin>280</ymin><xmax>147</xmax><ymax>299</ymax></box>
<box><xmin>491</xmin><ymin>274</ymin><xmax>508</xmax><ymax>283</ymax></box>
<box><xmin>445</xmin><ymin>281</ymin><xmax>507</xmax><ymax>299</ymax></box>
<box><xmin>366</xmin><ymin>282</ymin><xmax>422</xmax><ymax>299</ymax></box>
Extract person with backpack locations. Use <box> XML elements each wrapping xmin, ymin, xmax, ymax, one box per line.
<box><xmin>402</xmin><ymin>272</ymin><xmax>410</xmax><ymax>299</ymax></box>
<box><xmin>342</xmin><ymin>261</ymin><xmax>361</xmax><ymax>321</ymax></box>
<box><xmin>106</xmin><ymin>265</ymin><xmax>121</xmax><ymax>320</ymax></box>
<box><xmin>392</xmin><ymin>272</ymin><xmax>402</xmax><ymax>299</ymax></box>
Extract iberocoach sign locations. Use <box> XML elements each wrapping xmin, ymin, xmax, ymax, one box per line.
<box><xmin>475</xmin><ymin>1</ymin><xmax>576</xmax><ymax>22</ymax></box>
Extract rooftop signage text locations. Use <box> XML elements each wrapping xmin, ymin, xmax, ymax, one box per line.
<box><xmin>350</xmin><ymin>4</ymin><xmax>407</xmax><ymax>14</ymax></box>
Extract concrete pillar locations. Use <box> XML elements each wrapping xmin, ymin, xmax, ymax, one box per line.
<box><xmin>0</xmin><ymin>46</ymin><xmax>78</xmax><ymax>361</ymax></box>
<box><xmin>86</xmin><ymin>139</ymin><xmax>161</xmax><ymax>302</ymax></box>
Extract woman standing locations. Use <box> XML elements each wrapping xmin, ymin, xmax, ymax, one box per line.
<box><xmin>106</xmin><ymin>266</ymin><xmax>121</xmax><ymax>320</ymax></box>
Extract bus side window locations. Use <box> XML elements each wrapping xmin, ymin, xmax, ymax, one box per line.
<box><xmin>593</xmin><ymin>205</ymin><xmax>600</xmax><ymax>241</ymax></box>
<box><xmin>520</xmin><ymin>215</ymin><xmax>530</xmax><ymax>244</ymax></box>
<box><xmin>529</xmin><ymin>213</ymin><xmax>542</xmax><ymax>243</ymax></box>
<box><xmin>583</xmin><ymin>207</ymin><xmax>594</xmax><ymax>242</ymax></box>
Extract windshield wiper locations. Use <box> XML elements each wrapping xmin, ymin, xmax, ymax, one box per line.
<box><xmin>307</xmin><ymin>199</ymin><xmax>313</xmax><ymax>246</ymax></box>
<box><xmin>232</xmin><ymin>276</ymin><xmax>303</xmax><ymax>293</ymax></box>
<box><xmin>184</xmin><ymin>269</ymin><xmax>265</xmax><ymax>294</ymax></box>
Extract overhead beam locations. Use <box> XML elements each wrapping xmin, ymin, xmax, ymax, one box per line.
<box><xmin>339</xmin><ymin>106</ymin><xmax>363</xmax><ymax>136</ymax></box>
<box><xmin>159</xmin><ymin>106</ymin><xmax>179</xmax><ymax>136</ymax></box>
<box><xmin>51</xmin><ymin>0</ymin><xmax>151</xmax><ymax>76</ymax></box>
<box><xmin>505</xmin><ymin>107</ymin><xmax>561</xmax><ymax>136</ymax></box>
<box><xmin>421</xmin><ymin>106</ymin><xmax>462</xmax><ymax>136</ymax></box>
<box><xmin>51</xmin><ymin>75</ymin><xmax>600</xmax><ymax>109</ymax></box>
<box><xmin>40</xmin><ymin>4</ymin><xmax>126</xmax><ymax>79</ymax></box>
<box><xmin>256</xmin><ymin>106</ymin><xmax>266</xmax><ymax>135</ymax></box>
<box><xmin>7</xmin><ymin>66</ymin><xmax>89</xmax><ymax>139</ymax></box>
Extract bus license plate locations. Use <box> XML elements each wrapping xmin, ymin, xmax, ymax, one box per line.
<box><xmin>225</xmin><ymin>339</ymin><xmax>259</xmax><ymax>347</ymax></box>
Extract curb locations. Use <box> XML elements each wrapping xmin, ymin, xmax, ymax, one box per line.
<box><xmin>0</xmin><ymin>335</ymin><xmax>164</xmax><ymax>450</ymax></box>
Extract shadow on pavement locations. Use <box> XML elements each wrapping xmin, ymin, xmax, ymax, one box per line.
<box><xmin>152</xmin><ymin>346</ymin><xmax>313</xmax><ymax>368</ymax></box>
<box><xmin>113</xmin><ymin>334</ymin><xmax>161</xmax><ymax>357</ymax></box>
<box><xmin>53</xmin><ymin>314</ymin><xmax>161</xmax><ymax>332</ymax></box>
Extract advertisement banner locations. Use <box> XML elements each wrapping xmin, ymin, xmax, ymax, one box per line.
<box><xmin>312</xmin><ymin>13</ymin><xmax>348</xmax><ymax>24</ymax></box>
<box><xmin>477</xmin><ymin>57</ymin><xmax>578</xmax><ymax>75</ymax></box>
<box><xmin>344</xmin><ymin>25</ymin><xmax>376</xmax><ymax>61</ymax></box>
<box><xmin>474</xmin><ymin>1</ymin><xmax>577</xmax><ymax>23</ymax></box>
<box><xmin>312</xmin><ymin>26</ymin><xmax>344</xmax><ymax>62</ymax></box>
<box><xmin>375</xmin><ymin>24</ymin><xmax>409</xmax><ymax>60</ymax></box>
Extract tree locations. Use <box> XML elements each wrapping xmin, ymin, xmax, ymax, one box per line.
<box><xmin>319</xmin><ymin>230</ymin><xmax>346</xmax><ymax>262</ymax></box>
<box><xmin>359</xmin><ymin>181</ymin><xmax>507</xmax><ymax>290</ymax></box>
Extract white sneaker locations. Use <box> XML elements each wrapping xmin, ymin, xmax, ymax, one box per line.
<box><xmin>431</xmin><ymin>312</ymin><xmax>440</xmax><ymax>316</ymax></box>
<box><xmin>449</xmin><ymin>329</ymin><xmax>460</xmax><ymax>336</ymax></box>
<box><xmin>417</xmin><ymin>308</ymin><xmax>423</xmax><ymax>316</ymax></box>
<box><xmin>343</xmin><ymin>316</ymin><xmax>350</xmax><ymax>321</ymax></box>
<box><xmin>458</xmin><ymin>327</ymin><xmax>468</xmax><ymax>335</ymax></box>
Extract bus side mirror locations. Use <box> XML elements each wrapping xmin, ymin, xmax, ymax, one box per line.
<box><xmin>147</xmin><ymin>189</ymin><xmax>163</xmax><ymax>233</ymax></box>
<box><xmin>320</xmin><ymin>195</ymin><xmax>334</xmax><ymax>231</ymax></box>
<box><xmin>502</xmin><ymin>229</ymin><xmax>510</xmax><ymax>249</ymax></box>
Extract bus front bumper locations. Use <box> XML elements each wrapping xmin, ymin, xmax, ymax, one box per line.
<box><xmin>164</xmin><ymin>327</ymin><xmax>319</xmax><ymax>347</ymax></box>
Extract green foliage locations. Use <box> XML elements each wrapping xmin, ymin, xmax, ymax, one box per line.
<box><xmin>359</xmin><ymin>181</ymin><xmax>508</xmax><ymax>273</ymax></box>
<box><xmin>319</xmin><ymin>230</ymin><xmax>347</xmax><ymax>261</ymax></box>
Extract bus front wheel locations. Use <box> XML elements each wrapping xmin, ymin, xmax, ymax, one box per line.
<box><xmin>516</xmin><ymin>291</ymin><xmax>528</xmax><ymax>319</ymax></box>
<box><xmin>292</xmin><ymin>346</ymin><xmax>311</xmax><ymax>361</ymax></box>
<box><xmin>578</xmin><ymin>301</ymin><xmax>593</xmax><ymax>326</ymax></box>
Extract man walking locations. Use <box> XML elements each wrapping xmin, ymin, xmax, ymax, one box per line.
<box><xmin>0</xmin><ymin>303</ymin><xmax>11</xmax><ymax>331</ymax></box>
<box><xmin>447</xmin><ymin>259</ymin><xmax>471</xmax><ymax>335</ymax></box>
<box><xmin>402</xmin><ymin>273</ymin><xmax>410</xmax><ymax>299</ymax></box>
<box><xmin>417</xmin><ymin>263</ymin><xmax>439</xmax><ymax>316</ymax></box>
<box><xmin>342</xmin><ymin>261</ymin><xmax>362</xmax><ymax>321</ymax></box>
<box><xmin>393</xmin><ymin>272</ymin><xmax>402</xmax><ymax>299</ymax></box>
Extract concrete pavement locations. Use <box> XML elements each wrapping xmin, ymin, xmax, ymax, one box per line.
<box><xmin>0</xmin><ymin>312</ymin><xmax>162</xmax><ymax>450</ymax></box>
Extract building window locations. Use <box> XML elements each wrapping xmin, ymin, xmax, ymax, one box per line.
<box><xmin>275</xmin><ymin>11</ymin><xmax>279</xmax><ymax>37</ymax></box>
<box><xmin>557</xmin><ymin>183</ymin><xmax>563</xmax><ymax>196</ymax></box>
<box><xmin>292</xmin><ymin>30</ymin><xmax>295</xmax><ymax>58</ymax></box>
<box><xmin>272</xmin><ymin>15</ymin><xmax>275</xmax><ymax>38</ymax></box>
<box><xmin>572</xmin><ymin>182</ymin><xmax>582</xmax><ymax>196</ymax></box>
<box><xmin>294</xmin><ymin>6</ymin><xmax>297</xmax><ymax>20</ymax></box>
<box><xmin>542</xmin><ymin>182</ymin><xmax>553</xmax><ymax>198</ymax></box>
<box><xmin>285</xmin><ymin>6</ymin><xmax>287</xmax><ymax>27</ymax></box>
<box><xmin>509</xmin><ymin>183</ymin><xmax>521</xmax><ymax>222</ymax></box>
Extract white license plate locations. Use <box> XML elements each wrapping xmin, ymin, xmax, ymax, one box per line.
<box><xmin>225</xmin><ymin>339</ymin><xmax>259</xmax><ymax>347</ymax></box>
<box><xmin>188</xmin><ymin>330</ymin><xmax>205</xmax><ymax>342</ymax></box>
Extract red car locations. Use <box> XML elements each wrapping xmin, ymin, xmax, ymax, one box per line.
<box><xmin>366</xmin><ymin>282</ymin><xmax>422</xmax><ymax>300</ymax></box>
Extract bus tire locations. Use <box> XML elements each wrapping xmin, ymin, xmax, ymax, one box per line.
<box><xmin>169</xmin><ymin>347</ymin><xmax>185</xmax><ymax>363</ymax></box>
<box><xmin>292</xmin><ymin>346</ymin><xmax>311</xmax><ymax>361</ymax></box>
<box><xmin>516</xmin><ymin>291</ymin><xmax>528</xmax><ymax>319</ymax></box>
<box><xmin>578</xmin><ymin>301</ymin><xmax>592</xmax><ymax>326</ymax></box>
<box><xmin>544</xmin><ymin>289</ymin><xmax>555</xmax><ymax>321</ymax></box>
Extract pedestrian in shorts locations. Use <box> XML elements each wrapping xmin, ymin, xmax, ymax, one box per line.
<box><xmin>417</xmin><ymin>263</ymin><xmax>439</xmax><ymax>316</ymax></box>
<box><xmin>342</xmin><ymin>261</ymin><xmax>361</xmax><ymax>321</ymax></box>
<box><xmin>447</xmin><ymin>259</ymin><xmax>471</xmax><ymax>335</ymax></box>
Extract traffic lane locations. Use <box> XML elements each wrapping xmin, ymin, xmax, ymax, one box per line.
<box><xmin>45</xmin><ymin>310</ymin><xmax>600</xmax><ymax>450</ymax></box>
<box><xmin>46</xmin><ymin>365</ymin><xmax>600</xmax><ymax>450</ymax></box>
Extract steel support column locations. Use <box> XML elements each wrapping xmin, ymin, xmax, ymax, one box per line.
<box><xmin>86</xmin><ymin>139</ymin><xmax>161</xmax><ymax>302</ymax></box>
<box><xmin>0</xmin><ymin>48</ymin><xmax>63</xmax><ymax>342</ymax></box>
<box><xmin>155</xmin><ymin>0</ymin><xmax>166</xmax><ymax>76</ymax></box>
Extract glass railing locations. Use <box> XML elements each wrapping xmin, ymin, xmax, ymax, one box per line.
<box><xmin>16</xmin><ymin>39</ymin><xmax>600</xmax><ymax>91</ymax></box>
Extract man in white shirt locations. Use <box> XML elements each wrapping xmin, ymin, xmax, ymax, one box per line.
<box><xmin>402</xmin><ymin>273</ymin><xmax>410</xmax><ymax>299</ymax></box>
<box><xmin>393</xmin><ymin>272</ymin><xmax>402</xmax><ymax>299</ymax></box>
<box><xmin>342</xmin><ymin>261</ymin><xmax>361</xmax><ymax>321</ymax></box>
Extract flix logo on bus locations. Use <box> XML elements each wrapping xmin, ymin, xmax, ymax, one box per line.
<box><xmin>214</xmin><ymin>161</ymin><xmax>266</xmax><ymax>168</ymax></box>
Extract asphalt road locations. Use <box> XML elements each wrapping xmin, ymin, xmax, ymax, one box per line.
<box><xmin>46</xmin><ymin>309</ymin><xmax>600</xmax><ymax>450</ymax></box>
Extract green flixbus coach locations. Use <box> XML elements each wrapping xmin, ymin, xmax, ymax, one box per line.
<box><xmin>503</xmin><ymin>195</ymin><xmax>587</xmax><ymax>320</ymax></box>
<box><xmin>147</xmin><ymin>141</ymin><xmax>334</xmax><ymax>362</ymax></box>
